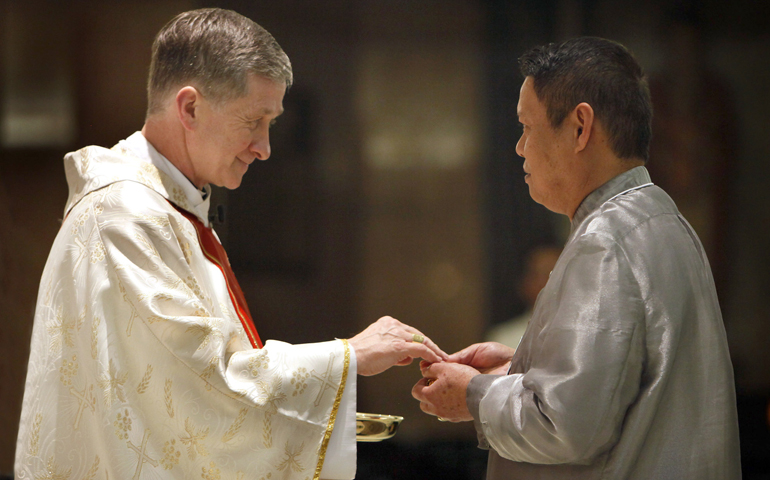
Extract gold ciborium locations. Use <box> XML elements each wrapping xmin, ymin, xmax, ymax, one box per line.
<box><xmin>355</xmin><ymin>413</ymin><xmax>403</xmax><ymax>442</ymax></box>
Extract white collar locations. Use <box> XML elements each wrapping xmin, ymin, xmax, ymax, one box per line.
<box><xmin>118</xmin><ymin>131</ymin><xmax>212</xmax><ymax>227</ymax></box>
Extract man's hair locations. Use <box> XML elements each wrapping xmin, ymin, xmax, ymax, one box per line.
<box><xmin>146</xmin><ymin>8</ymin><xmax>293</xmax><ymax>115</ymax></box>
<box><xmin>518</xmin><ymin>37</ymin><xmax>652</xmax><ymax>162</ymax></box>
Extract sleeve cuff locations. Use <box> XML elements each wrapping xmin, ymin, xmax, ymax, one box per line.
<box><xmin>467</xmin><ymin>374</ymin><xmax>504</xmax><ymax>450</ymax></box>
<box><xmin>319</xmin><ymin>341</ymin><xmax>357</xmax><ymax>479</ymax></box>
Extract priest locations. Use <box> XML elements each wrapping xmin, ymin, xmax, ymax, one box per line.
<box><xmin>15</xmin><ymin>8</ymin><xmax>446</xmax><ymax>480</ymax></box>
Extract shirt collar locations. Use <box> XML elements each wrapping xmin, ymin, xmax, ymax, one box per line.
<box><xmin>570</xmin><ymin>166</ymin><xmax>652</xmax><ymax>231</ymax></box>
<box><xmin>118</xmin><ymin>131</ymin><xmax>212</xmax><ymax>227</ymax></box>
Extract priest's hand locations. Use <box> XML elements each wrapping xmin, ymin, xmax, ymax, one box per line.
<box><xmin>349</xmin><ymin>316</ymin><xmax>448</xmax><ymax>376</ymax></box>
<box><xmin>447</xmin><ymin>342</ymin><xmax>515</xmax><ymax>375</ymax></box>
<box><xmin>411</xmin><ymin>361</ymin><xmax>480</xmax><ymax>422</ymax></box>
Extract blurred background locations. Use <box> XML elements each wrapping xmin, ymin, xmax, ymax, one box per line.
<box><xmin>1</xmin><ymin>0</ymin><xmax>768</xmax><ymax>478</ymax></box>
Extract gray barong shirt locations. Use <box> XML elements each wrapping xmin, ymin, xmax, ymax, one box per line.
<box><xmin>468</xmin><ymin>166</ymin><xmax>741</xmax><ymax>479</ymax></box>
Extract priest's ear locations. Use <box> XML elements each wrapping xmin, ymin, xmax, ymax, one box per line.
<box><xmin>176</xmin><ymin>86</ymin><xmax>202</xmax><ymax>131</ymax></box>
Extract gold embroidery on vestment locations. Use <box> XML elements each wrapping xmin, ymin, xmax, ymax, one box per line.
<box><xmin>160</xmin><ymin>439</ymin><xmax>181</xmax><ymax>470</ymax></box>
<box><xmin>200</xmin><ymin>356</ymin><xmax>218</xmax><ymax>391</ymax></box>
<box><xmin>221</xmin><ymin>407</ymin><xmax>249</xmax><ymax>443</ymax></box>
<box><xmin>70</xmin><ymin>384</ymin><xmax>96</xmax><ymax>430</ymax></box>
<box><xmin>83</xmin><ymin>455</ymin><xmax>100</xmax><ymax>480</ymax></box>
<box><xmin>187</xmin><ymin>318</ymin><xmax>221</xmax><ymax>351</ymax></box>
<box><xmin>99</xmin><ymin>359</ymin><xmax>128</xmax><ymax>407</ymax></box>
<box><xmin>59</xmin><ymin>354</ymin><xmax>78</xmax><ymax>386</ymax></box>
<box><xmin>277</xmin><ymin>441</ymin><xmax>305</xmax><ymax>473</ymax></box>
<box><xmin>314</xmin><ymin>339</ymin><xmax>351</xmax><ymax>480</ymax></box>
<box><xmin>47</xmin><ymin>306</ymin><xmax>75</xmax><ymax>352</ymax></box>
<box><xmin>248</xmin><ymin>350</ymin><xmax>269</xmax><ymax>377</ymax></box>
<box><xmin>134</xmin><ymin>232</ymin><xmax>160</xmax><ymax>258</ymax></box>
<box><xmin>311</xmin><ymin>354</ymin><xmax>338</xmax><ymax>407</ymax></box>
<box><xmin>114</xmin><ymin>409</ymin><xmax>132</xmax><ymax>440</ymax></box>
<box><xmin>29</xmin><ymin>413</ymin><xmax>42</xmax><ymax>456</ymax></box>
<box><xmin>164</xmin><ymin>379</ymin><xmax>175</xmax><ymax>418</ymax></box>
<box><xmin>291</xmin><ymin>368</ymin><xmax>310</xmax><ymax>396</ymax></box>
<box><xmin>127</xmin><ymin>428</ymin><xmax>158</xmax><ymax>480</ymax></box>
<box><xmin>202</xmin><ymin>461</ymin><xmax>222</xmax><ymax>480</ymax></box>
<box><xmin>136</xmin><ymin>364</ymin><xmax>153</xmax><ymax>394</ymax></box>
<box><xmin>35</xmin><ymin>456</ymin><xmax>72</xmax><ymax>480</ymax></box>
<box><xmin>90</xmin><ymin>317</ymin><xmax>100</xmax><ymax>359</ymax></box>
<box><xmin>180</xmin><ymin>417</ymin><xmax>209</xmax><ymax>460</ymax></box>
<box><xmin>90</xmin><ymin>241</ymin><xmax>105</xmax><ymax>264</ymax></box>
<box><xmin>257</xmin><ymin>377</ymin><xmax>286</xmax><ymax>449</ymax></box>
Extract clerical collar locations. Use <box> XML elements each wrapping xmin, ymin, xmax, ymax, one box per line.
<box><xmin>118</xmin><ymin>131</ymin><xmax>212</xmax><ymax>226</ymax></box>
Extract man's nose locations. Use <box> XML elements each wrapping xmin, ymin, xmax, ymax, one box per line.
<box><xmin>515</xmin><ymin>134</ymin><xmax>525</xmax><ymax>158</ymax></box>
<box><xmin>250</xmin><ymin>130</ymin><xmax>271</xmax><ymax>161</ymax></box>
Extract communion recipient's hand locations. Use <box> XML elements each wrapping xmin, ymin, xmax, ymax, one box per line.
<box><xmin>411</xmin><ymin>360</ymin><xmax>480</xmax><ymax>422</ymax></box>
<box><xmin>447</xmin><ymin>342</ymin><xmax>515</xmax><ymax>375</ymax></box>
<box><xmin>349</xmin><ymin>316</ymin><xmax>448</xmax><ymax>376</ymax></box>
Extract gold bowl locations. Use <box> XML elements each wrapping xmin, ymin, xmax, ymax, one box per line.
<box><xmin>355</xmin><ymin>413</ymin><xmax>403</xmax><ymax>442</ymax></box>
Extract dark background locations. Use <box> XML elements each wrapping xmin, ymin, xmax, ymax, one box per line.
<box><xmin>1</xmin><ymin>0</ymin><xmax>768</xmax><ymax>478</ymax></box>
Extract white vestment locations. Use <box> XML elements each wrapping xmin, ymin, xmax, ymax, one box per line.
<box><xmin>15</xmin><ymin>133</ymin><xmax>357</xmax><ymax>480</ymax></box>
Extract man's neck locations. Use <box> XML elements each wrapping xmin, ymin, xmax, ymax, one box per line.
<box><xmin>566</xmin><ymin>156</ymin><xmax>645</xmax><ymax>220</ymax></box>
<box><xmin>141</xmin><ymin>116</ymin><xmax>203</xmax><ymax>189</ymax></box>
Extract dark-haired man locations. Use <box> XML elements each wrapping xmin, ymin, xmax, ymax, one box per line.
<box><xmin>413</xmin><ymin>37</ymin><xmax>741</xmax><ymax>479</ymax></box>
<box><xmin>16</xmin><ymin>8</ymin><xmax>446</xmax><ymax>480</ymax></box>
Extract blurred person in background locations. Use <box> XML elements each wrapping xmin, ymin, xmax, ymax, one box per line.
<box><xmin>486</xmin><ymin>245</ymin><xmax>561</xmax><ymax>349</ymax></box>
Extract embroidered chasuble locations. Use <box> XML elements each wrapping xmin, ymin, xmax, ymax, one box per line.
<box><xmin>16</xmin><ymin>134</ymin><xmax>356</xmax><ymax>480</ymax></box>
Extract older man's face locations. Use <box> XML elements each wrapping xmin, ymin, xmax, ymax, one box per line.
<box><xmin>515</xmin><ymin>77</ymin><xmax>576</xmax><ymax>215</ymax></box>
<box><xmin>188</xmin><ymin>74</ymin><xmax>285</xmax><ymax>189</ymax></box>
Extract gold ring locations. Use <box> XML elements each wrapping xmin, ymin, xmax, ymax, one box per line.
<box><xmin>412</xmin><ymin>333</ymin><xmax>425</xmax><ymax>343</ymax></box>
<box><xmin>437</xmin><ymin>417</ymin><xmax>448</xmax><ymax>422</ymax></box>
<box><xmin>425</xmin><ymin>378</ymin><xmax>435</xmax><ymax>387</ymax></box>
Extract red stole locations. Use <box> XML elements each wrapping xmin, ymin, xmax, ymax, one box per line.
<box><xmin>171</xmin><ymin>204</ymin><xmax>263</xmax><ymax>349</ymax></box>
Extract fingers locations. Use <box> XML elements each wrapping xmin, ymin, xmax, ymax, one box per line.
<box><xmin>403</xmin><ymin>329</ymin><xmax>448</xmax><ymax>361</ymax></box>
<box><xmin>411</xmin><ymin>377</ymin><xmax>436</xmax><ymax>403</ymax></box>
<box><xmin>400</xmin><ymin>342</ymin><xmax>445</xmax><ymax>364</ymax></box>
<box><xmin>396</xmin><ymin>357</ymin><xmax>414</xmax><ymax>366</ymax></box>
<box><xmin>377</xmin><ymin>316</ymin><xmax>448</xmax><ymax>361</ymax></box>
<box><xmin>446</xmin><ymin>343</ymin><xmax>482</xmax><ymax>364</ymax></box>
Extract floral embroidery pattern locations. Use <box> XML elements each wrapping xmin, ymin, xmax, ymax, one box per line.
<box><xmin>291</xmin><ymin>368</ymin><xmax>310</xmax><ymax>397</ymax></box>
<box><xmin>248</xmin><ymin>350</ymin><xmax>270</xmax><ymax>377</ymax></box>
<box><xmin>89</xmin><ymin>242</ymin><xmax>105</xmax><ymax>264</ymax></box>
<box><xmin>160</xmin><ymin>439</ymin><xmax>181</xmax><ymax>470</ymax></box>
<box><xmin>113</xmin><ymin>409</ymin><xmax>132</xmax><ymax>440</ymax></box>
<box><xmin>201</xmin><ymin>461</ymin><xmax>221</xmax><ymax>480</ymax></box>
<box><xmin>59</xmin><ymin>354</ymin><xmax>79</xmax><ymax>386</ymax></box>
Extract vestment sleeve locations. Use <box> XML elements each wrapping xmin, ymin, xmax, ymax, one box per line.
<box><xmin>467</xmin><ymin>231</ymin><xmax>645</xmax><ymax>464</ymax></box>
<box><xmin>95</xmin><ymin>190</ymin><xmax>354</xmax><ymax>477</ymax></box>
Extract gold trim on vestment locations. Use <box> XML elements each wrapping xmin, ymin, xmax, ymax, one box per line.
<box><xmin>313</xmin><ymin>338</ymin><xmax>351</xmax><ymax>480</ymax></box>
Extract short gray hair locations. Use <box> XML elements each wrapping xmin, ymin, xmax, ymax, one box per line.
<box><xmin>146</xmin><ymin>8</ymin><xmax>293</xmax><ymax>116</ymax></box>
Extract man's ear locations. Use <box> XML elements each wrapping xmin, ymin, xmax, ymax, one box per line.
<box><xmin>175</xmin><ymin>86</ymin><xmax>201</xmax><ymax>132</ymax></box>
<box><xmin>572</xmin><ymin>102</ymin><xmax>594</xmax><ymax>153</ymax></box>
